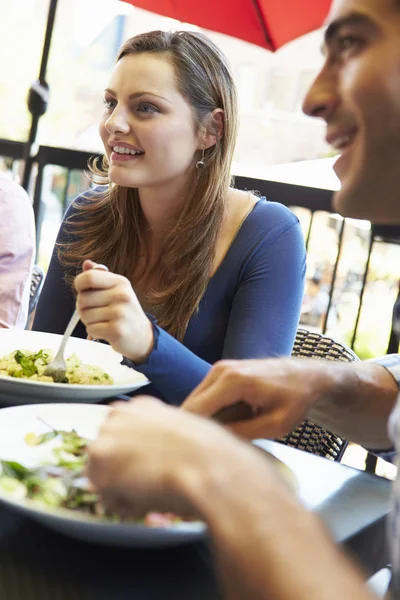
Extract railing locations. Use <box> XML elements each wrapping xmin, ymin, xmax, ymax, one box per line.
<box><xmin>2</xmin><ymin>136</ymin><xmax>398</xmax><ymax>476</ymax></box>
<box><xmin>1</xmin><ymin>136</ymin><xmax>399</xmax><ymax>358</ymax></box>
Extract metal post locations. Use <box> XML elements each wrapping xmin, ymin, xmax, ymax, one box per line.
<box><xmin>322</xmin><ymin>219</ymin><xmax>345</xmax><ymax>335</ymax></box>
<box><xmin>386</xmin><ymin>280</ymin><xmax>400</xmax><ymax>354</ymax></box>
<box><xmin>62</xmin><ymin>169</ymin><xmax>72</xmax><ymax>212</ymax></box>
<box><xmin>33</xmin><ymin>160</ymin><xmax>44</xmax><ymax>256</ymax></box>
<box><xmin>351</xmin><ymin>231</ymin><xmax>374</xmax><ymax>350</ymax></box>
<box><xmin>21</xmin><ymin>0</ymin><xmax>58</xmax><ymax>191</ymax></box>
<box><xmin>305</xmin><ymin>211</ymin><xmax>314</xmax><ymax>251</ymax></box>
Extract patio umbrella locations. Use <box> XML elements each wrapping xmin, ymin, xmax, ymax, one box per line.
<box><xmin>21</xmin><ymin>0</ymin><xmax>57</xmax><ymax>190</ymax></box>
<box><xmin>21</xmin><ymin>0</ymin><xmax>332</xmax><ymax>190</ymax></box>
<box><xmin>120</xmin><ymin>0</ymin><xmax>332</xmax><ymax>51</ymax></box>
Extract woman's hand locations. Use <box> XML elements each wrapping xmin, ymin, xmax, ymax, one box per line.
<box><xmin>74</xmin><ymin>260</ymin><xmax>154</xmax><ymax>363</ymax></box>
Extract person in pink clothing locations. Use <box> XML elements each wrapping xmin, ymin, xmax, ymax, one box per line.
<box><xmin>0</xmin><ymin>177</ymin><xmax>35</xmax><ymax>329</ymax></box>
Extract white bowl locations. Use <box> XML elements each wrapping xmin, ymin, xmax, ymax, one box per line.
<box><xmin>0</xmin><ymin>330</ymin><xmax>149</xmax><ymax>404</ymax></box>
<box><xmin>0</xmin><ymin>403</ymin><xmax>206</xmax><ymax>547</ymax></box>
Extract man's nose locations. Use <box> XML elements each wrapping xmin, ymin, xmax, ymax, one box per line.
<box><xmin>302</xmin><ymin>67</ymin><xmax>339</xmax><ymax>120</ymax></box>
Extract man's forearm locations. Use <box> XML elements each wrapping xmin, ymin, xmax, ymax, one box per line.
<box><xmin>179</xmin><ymin>446</ymin><xmax>377</xmax><ymax>600</ymax></box>
<box><xmin>308</xmin><ymin>362</ymin><xmax>398</xmax><ymax>449</ymax></box>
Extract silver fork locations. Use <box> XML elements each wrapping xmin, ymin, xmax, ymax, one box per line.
<box><xmin>43</xmin><ymin>308</ymin><xmax>81</xmax><ymax>382</ymax></box>
<box><xmin>43</xmin><ymin>263</ymin><xmax>108</xmax><ymax>383</ymax></box>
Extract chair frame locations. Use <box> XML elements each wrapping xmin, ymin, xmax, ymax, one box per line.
<box><xmin>278</xmin><ymin>328</ymin><xmax>359</xmax><ymax>461</ymax></box>
<box><xmin>28</xmin><ymin>264</ymin><xmax>44</xmax><ymax>319</ymax></box>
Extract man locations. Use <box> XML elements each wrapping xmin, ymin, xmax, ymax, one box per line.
<box><xmin>87</xmin><ymin>0</ymin><xmax>400</xmax><ymax>598</ymax></box>
<box><xmin>0</xmin><ymin>177</ymin><xmax>35</xmax><ymax>328</ymax></box>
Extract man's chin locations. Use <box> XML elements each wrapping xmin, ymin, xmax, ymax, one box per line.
<box><xmin>332</xmin><ymin>186</ymin><xmax>356</xmax><ymax>219</ymax></box>
<box><xmin>332</xmin><ymin>173</ymin><xmax>382</xmax><ymax>221</ymax></box>
<box><xmin>333</xmin><ymin>181</ymin><xmax>400</xmax><ymax>224</ymax></box>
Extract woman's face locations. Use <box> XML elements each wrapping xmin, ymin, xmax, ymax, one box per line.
<box><xmin>99</xmin><ymin>53</ymin><xmax>203</xmax><ymax>191</ymax></box>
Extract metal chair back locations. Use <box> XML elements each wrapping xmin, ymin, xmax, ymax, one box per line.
<box><xmin>278</xmin><ymin>328</ymin><xmax>359</xmax><ymax>461</ymax></box>
<box><xmin>29</xmin><ymin>264</ymin><xmax>44</xmax><ymax>318</ymax></box>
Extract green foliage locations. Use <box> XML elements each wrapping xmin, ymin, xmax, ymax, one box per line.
<box><xmin>342</xmin><ymin>328</ymin><xmax>388</xmax><ymax>361</ymax></box>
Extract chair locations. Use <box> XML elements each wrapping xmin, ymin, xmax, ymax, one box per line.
<box><xmin>277</xmin><ymin>328</ymin><xmax>360</xmax><ymax>461</ymax></box>
<box><xmin>28</xmin><ymin>264</ymin><xmax>44</xmax><ymax>318</ymax></box>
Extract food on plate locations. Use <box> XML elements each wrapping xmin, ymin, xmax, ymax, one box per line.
<box><xmin>0</xmin><ymin>349</ymin><xmax>113</xmax><ymax>385</ymax></box>
<box><xmin>0</xmin><ymin>427</ymin><xmax>194</xmax><ymax>528</ymax></box>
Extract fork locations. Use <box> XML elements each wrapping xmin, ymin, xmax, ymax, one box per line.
<box><xmin>43</xmin><ymin>263</ymin><xmax>108</xmax><ymax>383</ymax></box>
<box><xmin>43</xmin><ymin>308</ymin><xmax>81</xmax><ymax>382</ymax></box>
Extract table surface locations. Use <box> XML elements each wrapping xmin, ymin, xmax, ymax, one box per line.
<box><xmin>256</xmin><ymin>440</ymin><xmax>391</xmax><ymax>545</ymax></box>
<box><xmin>0</xmin><ymin>440</ymin><xmax>392</xmax><ymax>600</ymax></box>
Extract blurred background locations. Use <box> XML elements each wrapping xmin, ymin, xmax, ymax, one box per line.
<box><xmin>1</xmin><ymin>0</ymin><xmax>399</xmax><ymax>362</ymax></box>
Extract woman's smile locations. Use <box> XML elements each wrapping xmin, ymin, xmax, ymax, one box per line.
<box><xmin>108</xmin><ymin>141</ymin><xmax>145</xmax><ymax>163</ymax></box>
<box><xmin>110</xmin><ymin>148</ymin><xmax>145</xmax><ymax>163</ymax></box>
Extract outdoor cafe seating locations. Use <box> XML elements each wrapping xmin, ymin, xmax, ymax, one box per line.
<box><xmin>0</xmin><ymin>136</ymin><xmax>394</xmax><ymax>600</ymax></box>
<box><xmin>0</xmin><ymin>0</ymin><xmax>398</xmax><ymax>597</ymax></box>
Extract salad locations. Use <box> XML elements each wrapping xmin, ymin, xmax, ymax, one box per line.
<box><xmin>0</xmin><ymin>427</ymin><xmax>192</xmax><ymax>528</ymax></box>
<box><xmin>0</xmin><ymin>349</ymin><xmax>113</xmax><ymax>385</ymax></box>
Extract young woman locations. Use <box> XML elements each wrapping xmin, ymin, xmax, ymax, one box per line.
<box><xmin>33</xmin><ymin>30</ymin><xmax>306</xmax><ymax>405</ymax></box>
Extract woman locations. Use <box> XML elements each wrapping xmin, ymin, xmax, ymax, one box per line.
<box><xmin>33</xmin><ymin>30</ymin><xmax>306</xmax><ymax>404</ymax></box>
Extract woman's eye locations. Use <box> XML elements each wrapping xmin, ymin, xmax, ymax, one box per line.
<box><xmin>137</xmin><ymin>102</ymin><xmax>158</xmax><ymax>114</ymax></box>
<box><xmin>103</xmin><ymin>98</ymin><xmax>116</xmax><ymax>110</ymax></box>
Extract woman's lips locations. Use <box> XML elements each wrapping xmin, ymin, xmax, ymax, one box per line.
<box><xmin>110</xmin><ymin>151</ymin><xmax>144</xmax><ymax>162</ymax></box>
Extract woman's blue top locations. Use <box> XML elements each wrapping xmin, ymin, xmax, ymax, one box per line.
<box><xmin>33</xmin><ymin>194</ymin><xmax>306</xmax><ymax>405</ymax></box>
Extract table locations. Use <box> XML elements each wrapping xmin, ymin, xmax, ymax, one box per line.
<box><xmin>256</xmin><ymin>440</ymin><xmax>392</xmax><ymax>575</ymax></box>
<box><xmin>0</xmin><ymin>441</ymin><xmax>392</xmax><ymax>600</ymax></box>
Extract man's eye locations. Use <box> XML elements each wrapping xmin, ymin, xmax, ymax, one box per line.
<box><xmin>335</xmin><ymin>35</ymin><xmax>365</xmax><ymax>58</ymax></box>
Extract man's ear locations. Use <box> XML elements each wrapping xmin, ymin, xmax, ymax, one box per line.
<box><xmin>201</xmin><ymin>109</ymin><xmax>224</xmax><ymax>150</ymax></box>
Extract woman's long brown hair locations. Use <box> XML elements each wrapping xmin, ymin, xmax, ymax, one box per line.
<box><xmin>58</xmin><ymin>30</ymin><xmax>239</xmax><ymax>340</ymax></box>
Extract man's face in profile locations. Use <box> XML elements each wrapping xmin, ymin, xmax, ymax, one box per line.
<box><xmin>303</xmin><ymin>0</ymin><xmax>400</xmax><ymax>223</ymax></box>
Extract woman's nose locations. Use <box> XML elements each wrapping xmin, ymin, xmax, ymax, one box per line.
<box><xmin>105</xmin><ymin>108</ymin><xmax>130</xmax><ymax>135</ymax></box>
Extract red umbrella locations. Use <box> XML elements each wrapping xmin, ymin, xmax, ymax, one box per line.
<box><xmin>120</xmin><ymin>0</ymin><xmax>332</xmax><ymax>51</ymax></box>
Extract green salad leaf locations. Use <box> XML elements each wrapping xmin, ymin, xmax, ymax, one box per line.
<box><xmin>1</xmin><ymin>460</ymin><xmax>32</xmax><ymax>480</ymax></box>
<box><xmin>0</xmin><ymin>429</ymin><xmax>194</xmax><ymax>527</ymax></box>
<box><xmin>13</xmin><ymin>350</ymin><xmax>49</xmax><ymax>377</ymax></box>
<box><xmin>37</xmin><ymin>431</ymin><xmax>59</xmax><ymax>444</ymax></box>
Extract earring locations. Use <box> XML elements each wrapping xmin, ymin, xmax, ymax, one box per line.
<box><xmin>196</xmin><ymin>148</ymin><xmax>206</xmax><ymax>169</ymax></box>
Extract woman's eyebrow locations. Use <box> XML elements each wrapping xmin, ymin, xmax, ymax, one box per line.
<box><xmin>104</xmin><ymin>88</ymin><xmax>171</xmax><ymax>103</ymax></box>
<box><xmin>128</xmin><ymin>91</ymin><xmax>171</xmax><ymax>103</ymax></box>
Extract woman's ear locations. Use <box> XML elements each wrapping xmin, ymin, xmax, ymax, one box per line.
<box><xmin>201</xmin><ymin>109</ymin><xmax>224</xmax><ymax>150</ymax></box>
<box><xmin>210</xmin><ymin>109</ymin><xmax>224</xmax><ymax>141</ymax></box>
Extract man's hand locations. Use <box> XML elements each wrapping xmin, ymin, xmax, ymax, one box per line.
<box><xmin>87</xmin><ymin>395</ymin><xmax>376</xmax><ymax>600</ymax></box>
<box><xmin>87</xmin><ymin>396</ymin><xmax>272</xmax><ymax>518</ymax></box>
<box><xmin>183</xmin><ymin>358</ymin><xmax>398</xmax><ymax>448</ymax></box>
<box><xmin>182</xmin><ymin>358</ymin><xmax>332</xmax><ymax>439</ymax></box>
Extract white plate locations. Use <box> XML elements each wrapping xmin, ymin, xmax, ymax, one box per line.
<box><xmin>0</xmin><ymin>403</ymin><xmax>207</xmax><ymax>547</ymax></box>
<box><xmin>0</xmin><ymin>330</ymin><xmax>149</xmax><ymax>404</ymax></box>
